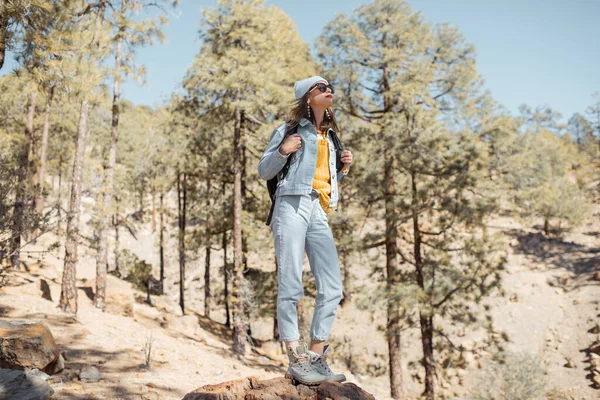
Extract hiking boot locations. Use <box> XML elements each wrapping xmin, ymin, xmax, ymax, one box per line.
<box><xmin>308</xmin><ymin>344</ymin><xmax>346</xmax><ymax>382</ymax></box>
<box><xmin>284</xmin><ymin>341</ymin><xmax>329</xmax><ymax>386</ymax></box>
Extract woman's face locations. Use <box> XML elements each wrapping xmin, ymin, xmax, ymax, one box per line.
<box><xmin>308</xmin><ymin>81</ymin><xmax>334</xmax><ymax>108</ymax></box>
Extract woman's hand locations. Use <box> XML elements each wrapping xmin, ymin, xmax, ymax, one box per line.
<box><xmin>340</xmin><ymin>149</ymin><xmax>353</xmax><ymax>169</ymax></box>
<box><xmin>279</xmin><ymin>134</ymin><xmax>302</xmax><ymax>155</ymax></box>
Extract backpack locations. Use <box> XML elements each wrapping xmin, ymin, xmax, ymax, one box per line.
<box><xmin>265</xmin><ymin>122</ymin><xmax>344</xmax><ymax>226</ymax></box>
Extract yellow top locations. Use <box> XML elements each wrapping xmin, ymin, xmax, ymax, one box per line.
<box><xmin>312</xmin><ymin>132</ymin><xmax>332</xmax><ymax>213</ymax></box>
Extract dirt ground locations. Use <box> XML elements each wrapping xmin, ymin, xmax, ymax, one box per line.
<box><xmin>1</xmin><ymin>200</ymin><xmax>599</xmax><ymax>399</ymax></box>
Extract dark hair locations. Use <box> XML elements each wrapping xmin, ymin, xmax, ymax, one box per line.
<box><xmin>285</xmin><ymin>85</ymin><xmax>340</xmax><ymax>134</ymax></box>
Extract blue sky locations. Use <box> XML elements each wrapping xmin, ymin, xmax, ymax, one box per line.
<box><xmin>3</xmin><ymin>0</ymin><xmax>599</xmax><ymax>123</ymax></box>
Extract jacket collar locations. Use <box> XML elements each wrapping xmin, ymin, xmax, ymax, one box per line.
<box><xmin>299</xmin><ymin>118</ymin><xmax>335</xmax><ymax>134</ymax></box>
<box><xmin>299</xmin><ymin>117</ymin><xmax>311</xmax><ymax>127</ymax></box>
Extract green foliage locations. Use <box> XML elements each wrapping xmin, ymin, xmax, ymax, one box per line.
<box><xmin>0</xmin><ymin>0</ymin><xmax>598</xmax><ymax>393</ymax></box>
<box><xmin>468</xmin><ymin>351</ymin><xmax>548</xmax><ymax>400</ymax></box>
<box><xmin>507</xmin><ymin>129</ymin><xmax>592</xmax><ymax>236</ymax></box>
<box><xmin>113</xmin><ymin>248</ymin><xmax>153</xmax><ymax>292</ymax></box>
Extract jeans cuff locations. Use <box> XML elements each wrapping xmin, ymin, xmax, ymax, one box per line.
<box><xmin>280</xmin><ymin>336</ymin><xmax>301</xmax><ymax>342</ymax></box>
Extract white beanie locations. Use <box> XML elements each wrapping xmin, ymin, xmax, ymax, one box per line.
<box><xmin>293</xmin><ymin>76</ymin><xmax>328</xmax><ymax>100</ymax></box>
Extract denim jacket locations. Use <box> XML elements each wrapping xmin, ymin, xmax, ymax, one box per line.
<box><xmin>257</xmin><ymin>117</ymin><xmax>350</xmax><ymax>211</ymax></box>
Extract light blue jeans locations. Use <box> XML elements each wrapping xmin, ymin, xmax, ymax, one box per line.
<box><xmin>270</xmin><ymin>189</ymin><xmax>344</xmax><ymax>342</ymax></box>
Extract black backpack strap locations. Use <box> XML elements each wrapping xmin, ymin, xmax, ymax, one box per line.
<box><xmin>266</xmin><ymin>122</ymin><xmax>299</xmax><ymax>226</ymax></box>
<box><xmin>329</xmin><ymin>129</ymin><xmax>344</xmax><ymax>171</ymax></box>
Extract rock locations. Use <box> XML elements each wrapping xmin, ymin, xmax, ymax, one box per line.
<box><xmin>317</xmin><ymin>381</ymin><xmax>376</xmax><ymax>400</ymax></box>
<box><xmin>590</xmin><ymin>353</ymin><xmax>600</xmax><ymax>368</ymax></box>
<box><xmin>0</xmin><ymin>320</ymin><xmax>61</xmax><ymax>374</ymax></box>
<box><xmin>590</xmin><ymin>341</ymin><xmax>600</xmax><ymax>356</ymax></box>
<box><xmin>559</xmin><ymin>274</ymin><xmax>570</xmax><ymax>285</ymax></box>
<box><xmin>182</xmin><ymin>376</ymin><xmax>376</xmax><ymax>400</ymax></box>
<box><xmin>509</xmin><ymin>293</ymin><xmax>518</xmax><ymax>302</ymax></box>
<box><xmin>182</xmin><ymin>377</ymin><xmax>251</xmax><ymax>400</ymax></box>
<box><xmin>245</xmin><ymin>377</ymin><xmax>314</xmax><ymax>400</ymax></box>
<box><xmin>26</xmin><ymin>369</ymin><xmax>50</xmax><ymax>381</ymax></box>
<box><xmin>141</xmin><ymin>392</ymin><xmax>160</xmax><ymax>400</ymax></box>
<box><xmin>39</xmin><ymin>279</ymin><xmax>53</xmax><ymax>302</ymax></box>
<box><xmin>590</xmin><ymin>324</ymin><xmax>600</xmax><ymax>335</ymax></box>
<box><xmin>258</xmin><ymin>340</ymin><xmax>283</xmax><ymax>359</ymax></box>
<box><xmin>47</xmin><ymin>353</ymin><xmax>65</xmax><ymax>374</ymax></box>
<box><xmin>592</xmin><ymin>370</ymin><xmax>600</xmax><ymax>388</ymax></box>
<box><xmin>564</xmin><ymin>357</ymin><xmax>576</xmax><ymax>368</ymax></box>
<box><xmin>592</xmin><ymin>271</ymin><xmax>600</xmax><ymax>282</ymax></box>
<box><xmin>0</xmin><ymin>368</ymin><xmax>54</xmax><ymax>400</ymax></box>
<box><xmin>78</xmin><ymin>365</ymin><xmax>104</xmax><ymax>382</ymax></box>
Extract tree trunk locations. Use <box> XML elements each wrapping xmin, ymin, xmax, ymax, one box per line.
<box><xmin>231</xmin><ymin>107</ymin><xmax>247</xmax><ymax>354</ymax></box>
<box><xmin>338</xmin><ymin>189</ymin><xmax>351</xmax><ymax>306</ymax></box>
<box><xmin>241</xmin><ymin>141</ymin><xmax>253</xmax><ymax>339</ymax></box>
<box><xmin>159</xmin><ymin>193</ymin><xmax>165</xmax><ymax>286</ymax></box>
<box><xmin>543</xmin><ymin>217</ymin><xmax>550</xmax><ymax>236</ymax></box>
<box><xmin>113</xmin><ymin>208</ymin><xmax>120</xmax><ymax>276</ymax></box>
<box><xmin>58</xmin><ymin>100</ymin><xmax>89</xmax><ymax>314</ymax></box>
<box><xmin>340</xmin><ymin>248</ymin><xmax>351</xmax><ymax>306</ymax></box>
<box><xmin>384</xmin><ymin>149</ymin><xmax>403</xmax><ymax>399</ymax></box>
<box><xmin>0</xmin><ymin>13</ymin><xmax>7</xmax><ymax>70</ymax></box>
<box><xmin>177</xmin><ymin>172</ymin><xmax>187</xmax><ymax>315</ymax></box>
<box><xmin>10</xmin><ymin>91</ymin><xmax>36</xmax><ymax>269</ymax></box>
<box><xmin>151</xmin><ymin>186</ymin><xmax>156</xmax><ymax>233</ymax></box>
<box><xmin>95</xmin><ymin>25</ymin><xmax>123</xmax><ymax>310</ymax></box>
<box><xmin>411</xmin><ymin>171</ymin><xmax>435</xmax><ymax>400</ymax></box>
<box><xmin>138</xmin><ymin>186</ymin><xmax>145</xmax><ymax>217</ymax></box>
<box><xmin>57</xmin><ymin>154</ymin><xmax>63</xmax><ymax>232</ymax></box>
<box><xmin>36</xmin><ymin>87</ymin><xmax>54</xmax><ymax>214</ymax></box>
<box><xmin>204</xmin><ymin>174</ymin><xmax>212</xmax><ymax>318</ymax></box>
<box><xmin>273</xmin><ymin>256</ymin><xmax>279</xmax><ymax>340</ymax></box>
<box><xmin>223</xmin><ymin>229</ymin><xmax>230</xmax><ymax>329</ymax></box>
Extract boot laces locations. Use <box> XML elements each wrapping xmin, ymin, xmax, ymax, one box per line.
<box><xmin>314</xmin><ymin>354</ymin><xmax>333</xmax><ymax>375</ymax></box>
<box><xmin>292</xmin><ymin>352</ymin><xmax>312</xmax><ymax>373</ymax></box>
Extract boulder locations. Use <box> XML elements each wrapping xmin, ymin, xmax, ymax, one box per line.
<box><xmin>257</xmin><ymin>340</ymin><xmax>283</xmax><ymax>359</ymax></box>
<box><xmin>0</xmin><ymin>320</ymin><xmax>62</xmax><ymax>374</ymax></box>
<box><xmin>182</xmin><ymin>376</ymin><xmax>376</xmax><ymax>400</ymax></box>
<box><xmin>39</xmin><ymin>279</ymin><xmax>52</xmax><ymax>302</ymax></box>
<box><xmin>590</xmin><ymin>340</ymin><xmax>600</xmax><ymax>356</ymax></box>
<box><xmin>183</xmin><ymin>377</ymin><xmax>251</xmax><ymax>400</ymax></box>
<box><xmin>0</xmin><ymin>368</ymin><xmax>54</xmax><ymax>400</ymax></box>
<box><xmin>89</xmin><ymin>275</ymin><xmax>135</xmax><ymax>317</ymax></box>
<box><xmin>78</xmin><ymin>365</ymin><xmax>104</xmax><ymax>382</ymax></box>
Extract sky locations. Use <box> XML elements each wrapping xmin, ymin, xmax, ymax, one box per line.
<box><xmin>2</xmin><ymin>0</ymin><xmax>599</xmax><ymax>123</ymax></box>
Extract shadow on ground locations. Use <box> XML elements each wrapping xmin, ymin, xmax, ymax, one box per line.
<box><xmin>505</xmin><ymin>230</ymin><xmax>600</xmax><ymax>290</ymax></box>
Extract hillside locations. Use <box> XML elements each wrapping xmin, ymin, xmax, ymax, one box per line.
<box><xmin>1</xmin><ymin>200</ymin><xmax>599</xmax><ymax>399</ymax></box>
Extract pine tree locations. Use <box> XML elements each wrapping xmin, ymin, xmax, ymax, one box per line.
<box><xmin>94</xmin><ymin>0</ymin><xmax>173</xmax><ymax>311</ymax></box>
<box><xmin>508</xmin><ymin>127</ymin><xmax>591</xmax><ymax>236</ymax></box>
<box><xmin>318</xmin><ymin>1</ymin><xmax>506</xmax><ymax>397</ymax></box>
<box><xmin>182</xmin><ymin>0</ymin><xmax>315</xmax><ymax>354</ymax></box>
<box><xmin>0</xmin><ymin>0</ymin><xmax>53</xmax><ymax>70</ymax></box>
<box><xmin>58</xmin><ymin>0</ymin><xmax>111</xmax><ymax>314</ymax></box>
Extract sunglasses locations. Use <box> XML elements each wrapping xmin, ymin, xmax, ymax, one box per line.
<box><xmin>309</xmin><ymin>82</ymin><xmax>335</xmax><ymax>95</ymax></box>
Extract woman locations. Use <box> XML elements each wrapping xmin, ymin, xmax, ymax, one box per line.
<box><xmin>257</xmin><ymin>76</ymin><xmax>353</xmax><ymax>386</ymax></box>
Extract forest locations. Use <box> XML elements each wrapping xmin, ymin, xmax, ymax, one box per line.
<box><xmin>1</xmin><ymin>1</ymin><xmax>599</xmax><ymax>399</ymax></box>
